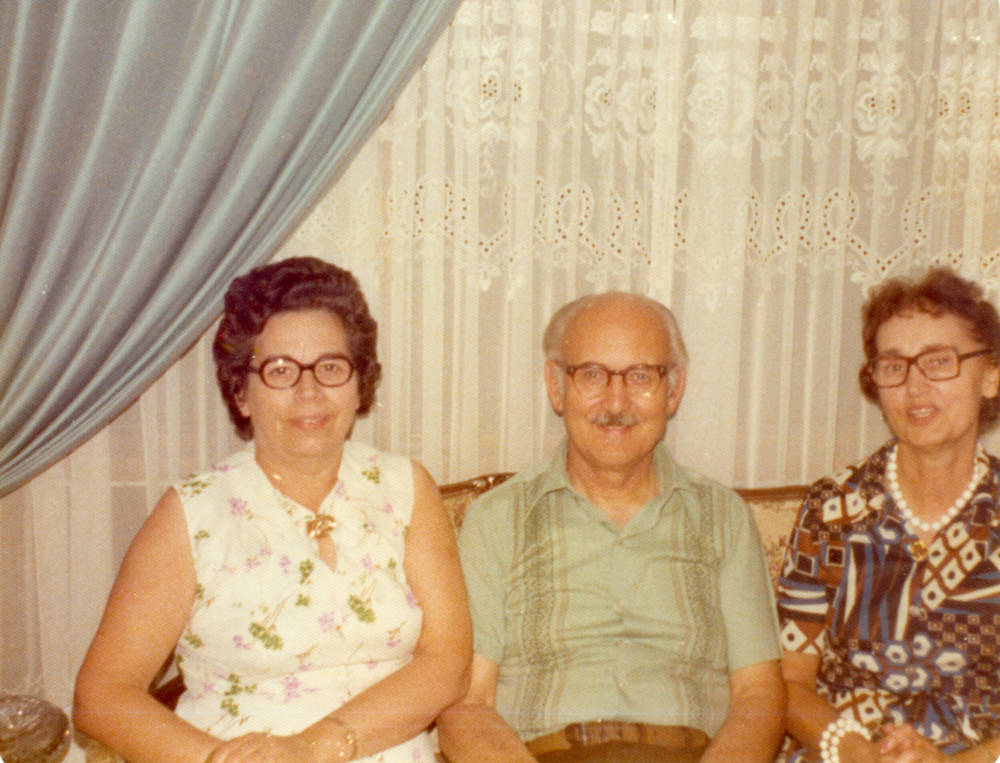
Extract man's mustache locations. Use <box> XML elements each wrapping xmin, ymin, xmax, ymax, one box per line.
<box><xmin>588</xmin><ymin>412</ymin><xmax>641</xmax><ymax>427</ymax></box>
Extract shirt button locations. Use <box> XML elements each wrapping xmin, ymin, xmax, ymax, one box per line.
<box><xmin>909</xmin><ymin>605</ymin><xmax>922</xmax><ymax>616</ymax></box>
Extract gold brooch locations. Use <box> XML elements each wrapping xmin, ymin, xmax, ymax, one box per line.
<box><xmin>910</xmin><ymin>540</ymin><xmax>929</xmax><ymax>562</ymax></box>
<box><xmin>306</xmin><ymin>513</ymin><xmax>337</xmax><ymax>539</ymax></box>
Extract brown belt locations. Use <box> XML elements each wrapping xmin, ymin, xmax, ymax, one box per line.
<box><xmin>526</xmin><ymin>722</ymin><xmax>710</xmax><ymax>757</ymax></box>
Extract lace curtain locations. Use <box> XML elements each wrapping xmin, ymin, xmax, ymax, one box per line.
<box><xmin>285</xmin><ymin>0</ymin><xmax>1000</xmax><ymax>485</ymax></box>
<box><xmin>2</xmin><ymin>0</ymin><xmax>998</xmax><ymax>738</ymax></box>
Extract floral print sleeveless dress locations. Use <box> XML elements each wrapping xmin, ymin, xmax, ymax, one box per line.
<box><xmin>173</xmin><ymin>441</ymin><xmax>434</xmax><ymax>763</ymax></box>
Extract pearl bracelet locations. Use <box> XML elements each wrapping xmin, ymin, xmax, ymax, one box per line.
<box><xmin>819</xmin><ymin>716</ymin><xmax>871</xmax><ymax>763</ymax></box>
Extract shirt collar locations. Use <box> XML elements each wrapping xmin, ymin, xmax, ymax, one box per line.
<box><xmin>525</xmin><ymin>436</ymin><xmax>695</xmax><ymax>517</ymax></box>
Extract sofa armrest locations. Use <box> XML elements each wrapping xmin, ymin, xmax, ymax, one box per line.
<box><xmin>735</xmin><ymin>486</ymin><xmax>808</xmax><ymax>587</ymax></box>
<box><xmin>440</xmin><ymin>472</ymin><xmax>515</xmax><ymax>531</ymax></box>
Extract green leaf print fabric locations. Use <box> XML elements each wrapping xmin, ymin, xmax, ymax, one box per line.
<box><xmin>173</xmin><ymin>442</ymin><xmax>433</xmax><ymax>762</ymax></box>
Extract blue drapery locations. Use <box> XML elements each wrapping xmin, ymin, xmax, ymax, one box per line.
<box><xmin>0</xmin><ymin>0</ymin><xmax>461</xmax><ymax>496</ymax></box>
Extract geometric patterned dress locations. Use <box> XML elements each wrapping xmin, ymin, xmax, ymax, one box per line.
<box><xmin>776</xmin><ymin>440</ymin><xmax>1000</xmax><ymax>759</ymax></box>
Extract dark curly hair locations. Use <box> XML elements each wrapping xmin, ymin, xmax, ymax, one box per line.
<box><xmin>859</xmin><ymin>266</ymin><xmax>1000</xmax><ymax>425</ymax></box>
<box><xmin>213</xmin><ymin>257</ymin><xmax>381</xmax><ymax>440</ymax></box>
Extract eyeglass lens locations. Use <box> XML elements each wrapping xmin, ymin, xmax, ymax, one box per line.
<box><xmin>870</xmin><ymin>347</ymin><xmax>984</xmax><ymax>387</ymax></box>
<box><xmin>567</xmin><ymin>363</ymin><xmax>666</xmax><ymax>393</ymax></box>
<box><xmin>256</xmin><ymin>355</ymin><xmax>354</xmax><ymax>388</ymax></box>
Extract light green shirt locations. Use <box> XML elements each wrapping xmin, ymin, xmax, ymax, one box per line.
<box><xmin>458</xmin><ymin>440</ymin><xmax>780</xmax><ymax>740</ymax></box>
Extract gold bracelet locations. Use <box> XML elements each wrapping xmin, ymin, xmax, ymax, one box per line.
<box><xmin>319</xmin><ymin>716</ymin><xmax>358</xmax><ymax>761</ymax></box>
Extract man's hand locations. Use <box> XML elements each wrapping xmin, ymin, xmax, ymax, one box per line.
<box><xmin>437</xmin><ymin>653</ymin><xmax>537</xmax><ymax>763</ymax></box>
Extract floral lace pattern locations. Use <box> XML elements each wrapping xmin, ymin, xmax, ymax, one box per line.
<box><xmin>293</xmin><ymin>0</ymin><xmax>1000</xmax><ymax>292</ymax></box>
<box><xmin>277</xmin><ymin>0</ymin><xmax>1000</xmax><ymax>490</ymax></box>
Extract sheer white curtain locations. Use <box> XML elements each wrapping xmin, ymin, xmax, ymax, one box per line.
<box><xmin>0</xmin><ymin>342</ymin><xmax>241</xmax><ymax>709</ymax></box>
<box><xmin>287</xmin><ymin>0</ymin><xmax>1000</xmax><ymax>485</ymax></box>
<box><xmin>2</xmin><ymin>0</ymin><xmax>998</xmax><ymax>736</ymax></box>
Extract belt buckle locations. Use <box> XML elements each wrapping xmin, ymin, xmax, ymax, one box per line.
<box><xmin>565</xmin><ymin>721</ymin><xmax>590</xmax><ymax>747</ymax></box>
<box><xmin>565</xmin><ymin>721</ymin><xmax>639</xmax><ymax>747</ymax></box>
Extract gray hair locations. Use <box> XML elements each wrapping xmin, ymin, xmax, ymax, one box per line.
<box><xmin>542</xmin><ymin>291</ymin><xmax>688</xmax><ymax>368</ymax></box>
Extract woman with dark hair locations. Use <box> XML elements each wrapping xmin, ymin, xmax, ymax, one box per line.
<box><xmin>74</xmin><ymin>257</ymin><xmax>471</xmax><ymax>763</ymax></box>
<box><xmin>777</xmin><ymin>267</ymin><xmax>1000</xmax><ymax>763</ymax></box>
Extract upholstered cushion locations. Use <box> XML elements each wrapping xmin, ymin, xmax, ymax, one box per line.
<box><xmin>736</xmin><ymin>486</ymin><xmax>807</xmax><ymax>586</ymax></box>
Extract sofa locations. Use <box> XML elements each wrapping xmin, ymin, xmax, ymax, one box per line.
<box><xmin>80</xmin><ymin>472</ymin><xmax>808</xmax><ymax>762</ymax></box>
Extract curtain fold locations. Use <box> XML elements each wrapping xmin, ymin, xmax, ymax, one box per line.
<box><xmin>0</xmin><ymin>0</ymin><xmax>463</xmax><ymax>497</ymax></box>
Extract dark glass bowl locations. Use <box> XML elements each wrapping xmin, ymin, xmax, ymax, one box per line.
<box><xmin>0</xmin><ymin>695</ymin><xmax>71</xmax><ymax>763</ymax></box>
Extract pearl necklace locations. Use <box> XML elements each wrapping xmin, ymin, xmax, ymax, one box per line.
<box><xmin>885</xmin><ymin>443</ymin><xmax>986</xmax><ymax>535</ymax></box>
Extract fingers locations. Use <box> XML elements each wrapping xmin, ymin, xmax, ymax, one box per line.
<box><xmin>208</xmin><ymin>732</ymin><xmax>320</xmax><ymax>763</ymax></box>
<box><xmin>878</xmin><ymin>725</ymin><xmax>946</xmax><ymax>763</ymax></box>
<box><xmin>209</xmin><ymin>733</ymin><xmax>283</xmax><ymax>763</ymax></box>
<box><xmin>879</xmin><ymin>724</ymin><xmax>915</xmax><ymax>755</ymax></box>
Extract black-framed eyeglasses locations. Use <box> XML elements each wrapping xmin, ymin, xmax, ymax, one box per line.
<box><xmin>248</xmin><ymin>354</ymin><xmax>355</xmax><ymax>389</ymax></box>
<box><xmin>867</xmin><ymin>347</ymin><xmax>992</xmax><ymax>388</ymax></box>
<box><xmin>560</xmin><ymin>362</ymin><xmax>673</xmax><ymax>395</ymax></box>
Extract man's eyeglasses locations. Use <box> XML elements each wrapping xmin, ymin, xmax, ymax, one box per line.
<box><xmin>867</xmin><ymin>347</ymin><xmax>992</xmax><ymax>388</ymax></box>
<box><xmin>560</xmin><ymin>362</ymin><xmax>673</xmax><ymax>395</ymax></box>
<box><xmin>248</xmin><ymin>354</ymin><xmax>355</xmax><ymax>389</ymax></box>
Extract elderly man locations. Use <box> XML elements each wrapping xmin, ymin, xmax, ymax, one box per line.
<box><xmin>437</xmin><ymin>292</ymin><xmax>784</xmax><ymax>763</ymax></box>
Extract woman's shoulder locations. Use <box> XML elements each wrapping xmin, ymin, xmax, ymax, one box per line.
<box><xmin>173</xmin><ymin>449</ymin><xmax>258</xmax><ymax>499</ymax></box>
<box><xmin>796</xmin><ymin>442</ymin><xmax>893</xmax><ymax>527</ymax></box>
<box><xmin>341</xmin><ymin>440</ymin><xmax>414</xmax><ymax>482</ymax></box>
<box><xmin>338</xmin><ymin>441</ymin><xmax>417</xmax><ymax>519</ymax></box>
<box><xmin>806</xmin><ymin>442</ymin><xmax>892</xmax><ymax>497</ymax></box>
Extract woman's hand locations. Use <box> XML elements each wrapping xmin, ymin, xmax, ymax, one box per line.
<box><xmin>207</xmin><ymin>731</ymin><xmax>320</xmax><ymax>763</ymax></box>
<box><xmin>834</xmin><ymin>731</ymin><xmax>883</xmax><ymax>763</ymax></box>
<box><xmin>878</xmin><ymin>724</ymin><xmax>947</xmax><ymax>763</ymax></box>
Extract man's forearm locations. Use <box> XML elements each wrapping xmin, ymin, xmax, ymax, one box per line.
<box><xmin>701</xmin><ymin>662</ymin><xmax>786</xmax><ymax>763</ymax></box>
<box><xmin>437</xmin><ymin>702</ymin><xmax>536</xmax><ymax>763</ymax></box>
